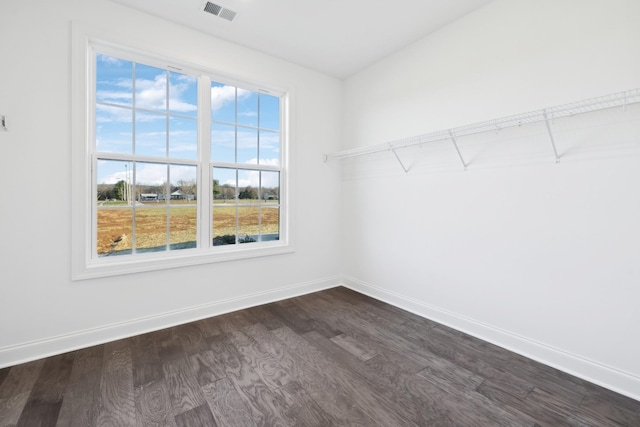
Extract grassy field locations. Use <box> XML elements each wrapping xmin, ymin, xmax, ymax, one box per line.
<box><xmin>97</xmin><ymin>204</ymin><xmax>279</xmax><ymax>255</ymax></box>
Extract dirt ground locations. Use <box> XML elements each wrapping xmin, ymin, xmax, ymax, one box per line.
<box><xmin>97</xmin><ymin>205</ymin><xmax>279</xmax><ymax>254</ymax></box>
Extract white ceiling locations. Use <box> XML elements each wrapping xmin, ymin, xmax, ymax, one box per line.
<box><xmin>110</xmin><ymin>0</ymin><xmax>493</xmax><ymax>79</ymax></box>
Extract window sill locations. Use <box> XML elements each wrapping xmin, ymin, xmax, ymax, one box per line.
<box><xmin>72</xmin><ymin>242</ymin><xmax>294</xmax><ymax>281</ymax></box>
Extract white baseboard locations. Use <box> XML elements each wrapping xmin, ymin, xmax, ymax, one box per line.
<box><xmin>0</xmin><ymin>276</ymin><xmax>341</xmax><ymax>369</ymax></box>
<box><xmin>341</xmin><ymin>275</ymin><xmax>640</xmax><ymax>402</ymax></box>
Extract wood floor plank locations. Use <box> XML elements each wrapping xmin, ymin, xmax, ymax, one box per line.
<box><xmin>579</xmin><ymin>387</ymin><xmax>640</xmax><ymax>426</ymax></box>
<box><xmin>0</xmin><ymin>360</ymin><xmax>44</xmax><ymax>399</ymax></box>
<box><xmin>134</xmin><ymin>379</ymin><xmax>176</xmax><ymax>427</ymax></box>
<box><xmin>95</xmin><ymin>341</ymin><xmax>136</xmax><ymax>427</ymax></box>
<box><xmin>0</xmin><ymin>369</ymin><xmax>9</xmax><ymax>390</ymax></box>
<box><xmin>227</xmin><ymin>330</ymin><xmax>292</xmax><ymax>390</ymax></box>
<box><xmin>297</xmin><ymin>293</ymin><xmax>437</xmax><ymax>367</ymax></box>
<box><xmin>303</xmin><ymin>329</ymin><xmax>438</xmax><ymax>426</ymax></box>
<box><xmin>192</xmin><ymin>317</ymin><xmax>224</xmax><ymax>340</ymax></box>
<box><xmin>162</xmin><ymin>357</ymin><xmax>206</xmax><ymax>417</ymax></box>
<box><xmin>278</xmin><ymin>380</ymin><xmax>335</xmax><ymax>426</ymax></box>
<box><xmin>202</xmin><ymin>378</ymin><xmax>256</xmax><ymax>427</ymax></box>
<box><xmin>416</xmin><ymin>352</ymin><xmax>485</xmax><ymax>392</ymax></box>
<box><xmin>526</xmin><ymin>387</ymin><xmax>613</xmax><ymax>426</ymax></box>
<box><xmin>16</xmin><ymin>352</ymin><xmax>74</xmax><ymax>427</ymax></box>
<box><xmin>404</xmin><ymin>322</ymin><xmax>535</xmax><ymax>399</ymax></box>
<box><xmin>243</xmin><ymin>305</ymin><xmax>286</xmax><ymax>331</ymax></box>
<box><xmin>189</xmin><ymin>350</ymin><xmax>226</xmax><ymax>387</ymax></box>
<box><xmin>477</xmin><ymin>380</ymin><xmax>579</xmax><ymax>426</ymax></box>
<box><xmin>130</xmin><ymin>334</ymin><xmax>163</xmax><ymax>387</ymax></box>
<box><xmin>153</xmin><ymin>328</ymin><xmax>188</xmax><ymax>362</ymax></box>
<box><xmin>214</xmin><ymin>334</ymin><xmax>296</xmax><ymax>426</ymax></box>
<box><xmin>326</xmin><ymin>286</ymin><xmax>438</xmax><ymax>329</ymax></box>
<box><xmin>174</xmin><ymin>404</ymin><xmax>217</xmax><ymax>427</ymax></box>
<box><xmin>175</xmin><ymin>323</ymin><xmax>206</xmax><ymax>355</ymax></box>
<box><xmin>0</xmin><ymin>391</ymin><xmax>30</xmax><ymax>427</ymax></box>
<box><xmin>243</xmin><ymin>324</ymin><xmax>369</xmax><ymax>426</ymax></box>
<box><xmin>274</xmin><ymin>326</ymin><xmax>415</xmax><ymax>426</ymax></box>
<box><xmin>211</xmin><ymin>311</ymin><xmax>255</xmax><ymax>334</ymax></box>
<box><xmin>55</xmin><ymin>346</ymin><xmax>103</xmax><ymax>427</ymax></box>
<box><xmin>269</xmin><ymin>298</ymin><xmax>342</xmax><ymax>339</ymax></box>
<box><xmin>329</xmin><ymin>333</ymin><xmax>377</xmax><ymax>361</ymax></box>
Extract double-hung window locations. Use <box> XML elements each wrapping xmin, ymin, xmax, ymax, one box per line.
<box><xmin>73</xmin><ymin>37</ymin><xmax>289</xmax><ymax>279</ymax></box>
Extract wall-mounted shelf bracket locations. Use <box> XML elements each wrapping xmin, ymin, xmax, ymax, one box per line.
<box><xmin>390</xmin><ymin>143</ymin><xmax>410</xmax><ymax>173</ymax></box>
<box><xmin>543</xmin><ymin>110</ymin><xmax>560</xmax><ymax>163</ymax></box>
<box><xmin>448</xmin><ymin>129</ymin><xmax>467</xmax><ymax>170</ymax></box>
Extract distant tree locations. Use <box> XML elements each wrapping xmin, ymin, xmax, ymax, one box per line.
<box><xmin>238</xmin><ymin>186</ymin><xmax>257</xmax><ymax>199</ymax></box>
<box><xmin>97</xmin><ymin>184</ymin><xmax>114</xmax><ymax>200</ymax></box>
<box><xmin>113</xmin><ymin>180</ymin><xmax>127</xmax><ymax>201</ymax></box>
<box><xmin>213</xmin><ymin>179</ymin><xmax>221</xmax><ymax>198</ymax></box>
<box><xmin>220</xmin><ymin>184</ymin><xmax>235</xmax><ymax>200</ymax></box>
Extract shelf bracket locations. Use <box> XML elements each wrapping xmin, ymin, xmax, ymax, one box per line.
<box><xmin>389</xmin><ymin>143</ymin><xmax>410</xmax><ymax>173</ymax></box>
<box><xmin>448</xmin><ymin>130</ymin><xmax>467</xmax><ymax>170</ymax></box>
<box><xmin>543</xmin><ymin>110</ymin><xmax>560</xmax><ymax>163</ymax></box>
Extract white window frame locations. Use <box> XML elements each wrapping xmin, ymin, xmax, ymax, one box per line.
<box><xmin>71</xmin><ymin>23</ymin><xmax>293</xmax><ymax>280</ymax></box>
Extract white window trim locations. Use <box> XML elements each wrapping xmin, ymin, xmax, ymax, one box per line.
<box><xmin>71</xmin><ymin>22</ymin><xmax>294</xmax><ymax>281</ymax></box>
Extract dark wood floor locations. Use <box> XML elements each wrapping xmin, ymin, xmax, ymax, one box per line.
<box><xmin>1</xmin><ymin>287</ymin><xmax>639</xmax><ymax>426</ymax></box>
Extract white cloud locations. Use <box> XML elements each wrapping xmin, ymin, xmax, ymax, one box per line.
<box><xmin>211</xmin><ymin>85</ymin><xmax>250</xmax><ymax>112</ymax></box>
<box><xmin>135</xmin><ymin>73</ymin><xmax>168</xmax><ymax>111</ymax></box>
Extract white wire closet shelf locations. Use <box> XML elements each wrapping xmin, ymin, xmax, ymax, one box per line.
<box><xmin>324</xmin><ymin>88</ymin><xmax>640</xmax><ymax>171</ymax></box>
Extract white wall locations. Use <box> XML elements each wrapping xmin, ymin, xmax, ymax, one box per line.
<box><xmin>341</xmin><ymin>0</ymin><xmax>640</xmax><ymax>399</ymax></box>
<box><xmin>0</xmin><ymin>0</ymin><xmax>342</xmax><ymax>365</ymax></box>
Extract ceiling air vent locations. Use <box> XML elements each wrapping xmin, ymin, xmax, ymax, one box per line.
<box><xmin>219</xmin><ymin>8</ymin><xmax>237</xmax><ymax>21</ymax></box>
<box><xmin>203</xmin><ymin>2</ymin><xmax>237</xmax><ymax>22</ymax></box>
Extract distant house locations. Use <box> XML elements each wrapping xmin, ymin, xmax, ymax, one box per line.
<box><xmin>139</xmin><ymin>193</ymin><xmax>158</xmax><ymax>201</ymax></box>
<box><xmin>170</xmin><ymin>190</ymin><xmax>184</xmax><ymax>200</ymax></box>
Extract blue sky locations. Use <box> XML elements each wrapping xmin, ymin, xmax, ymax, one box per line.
<box><xmin>96</xmin><ymin>54</ymin><xmax>281</xmax><ymax>188</ymax></box>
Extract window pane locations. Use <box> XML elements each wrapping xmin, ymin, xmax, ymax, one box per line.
<box><xmin>211</xmin><ymin>82</ymin><xmax>236</xmax><ymax>123</ymax></box>
<box><xmin>238</xmin><ymin>170</ymin><xmax>259</xmax><ymax>203</ymax></box>
<box><xmin>135</xmin><ymin>208</ymin><xmax>167</xmax><ymax>252</ymax></box>
<box><xmin>170</xmin><ymin>207</ymin><xmax>197</xmax><ymax>250</ymax></box>
<box><xmin>169</xmin><ymin>116</ymin><xmax>197</xmax><ymax>160</ymax></box>
<box><xmin>168</xmin><ymin>164</ymin><xmax>197</xmax><ymax>250</ymax></box>
<box><xmin>96</xmin><ymin>54</ymin><xmax>132</xmax><ymax>106</ymax></box>
<box><xmin>135</xmin><ymin>162</ymin><xmax>168</xmax><ymax>203</ymax></box>
<box><xmin>213</xmin><ymin>167</ymin><xmax>236</xmax><ymax>202</ymax></box>
<box><xmin>237</xmin><ymin>89</ymin><xmax>258</xmax><ymax>127</ymax></box>
<box><xmin>97</xmin><ymin>159</ymin><xmax>133</xmax><ymax>202</ymax></box>
<box><xmin>211</xmin><ymin>122</ymin><xmax>236</xmax><ymax>163</ymax></box>
<box><xmin>136</xmin><ymin>112</ymin><xmax>166</xmax><ymax>157</ymax></box>
<box><xmin>96</xmin><ymin>158</ymin><xmax>134</xmax><ymax>256</ymax></box>
<box><xmin>169</xmin><ymin>71</ymin><xmax>197</xmax><ymax>117</ymax></box>
<box><xmin>259</xmin><ymin>130</ymin><xmax>280</xmax><ymax>166</ymax></box>
<box><xmin>238</xmin><ymin>206</ymin><xmax>259</xmax><ymax>243</ymax></box>
<box><xmin>261</xmin><ymin>171</ymin><xmax>280</xmax><ymax>203</ymax></box>
<box><xmin>262</xmin><ymin>206</ymin><xmax>279</xmax><ymax>241</ymax></box>
<box><xmin>212</xmin><ymin>206</ymin><xmax>236</xmax><ymax>245</ymax></box>
<box><xmin>96</xmin><ymin>105</ymin><xmax>132</xmax><ymax>154</ymax></box>
<box><xmin>135</xmin><ymin>64</ymin><xmax>167</xmax><ymax>111</ymax></box>
<box><xmin>259</xmin><ymin>93</ymin><xmax>280</xmax><ymax>131</ymax></box>
<box><xmin>237</xmin><ymin>128</ymin><xmax>258</xmax><ymax>164</ymax></box>
<box><xmin>97</xmin><ymin>208</ymin><xmax>132</xmax><ymax>256</ymax></box>
<box><xmin>170</xmin><ymin>164</ymin><xmax>197</xmax><ymax>204</ymax></box>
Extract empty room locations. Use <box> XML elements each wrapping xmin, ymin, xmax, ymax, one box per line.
<box><xmin>1</xmin><ymin>0</ymin><xmax>639</xmax><ymax>425</ymax></box>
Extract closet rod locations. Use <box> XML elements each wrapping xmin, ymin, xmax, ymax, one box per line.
<box><xmin>324</xmin><ymin>88</ymin><xmax>640</xmax><ymax>162</ymax></box>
